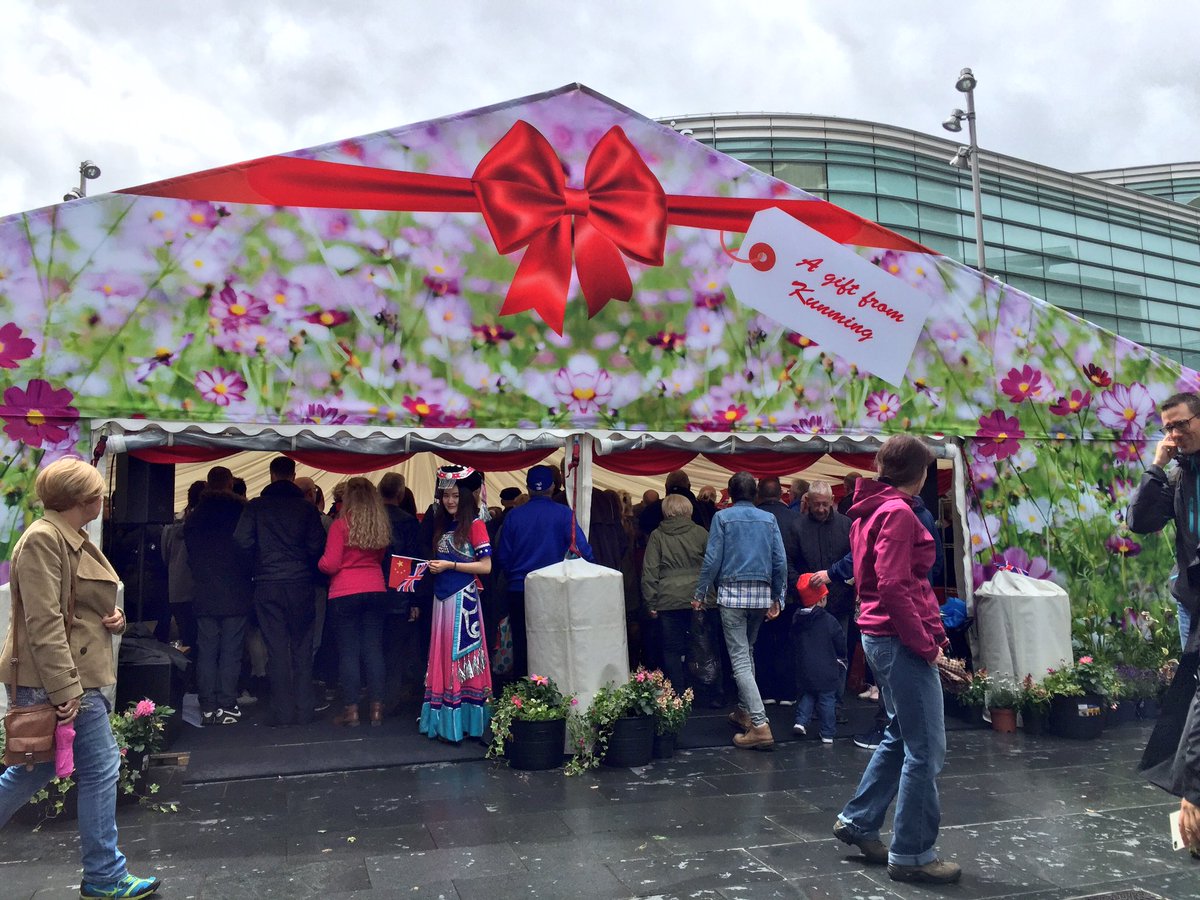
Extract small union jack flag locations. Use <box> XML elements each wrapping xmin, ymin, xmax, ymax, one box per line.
<box><xmin>389</xmin><ymin>556</ymin><xmax>429</xmax><ymax>593</ymax></box>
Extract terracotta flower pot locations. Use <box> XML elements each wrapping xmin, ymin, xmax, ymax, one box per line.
<box><xmin>989</xmin><ymin>708</ymin><xmax>1017</xmax><ymax>733</ymax></box>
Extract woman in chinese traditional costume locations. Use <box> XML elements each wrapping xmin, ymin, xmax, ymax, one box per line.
<box><xmin>419</xmin><ymin>466</ymin><xmax>493</xmax><ymax>742</ymax></box>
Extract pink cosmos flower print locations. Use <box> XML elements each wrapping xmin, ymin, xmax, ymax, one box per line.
<box><xmin>289</xmin><ymin>403</ymin><xmax>348</xmax><ymax>425</ymax></box>
<box><xmin>132</xmin><ymin>333</ymin><xmax>194</xmax><ymax>383</ymax></box>
<box><xmin>0</xmin><ymin>323</ymin><xmax>35</xmax><ymax>368</ymax></box>
<box><xmin>1082</xmin><ymin>364</ymin><xmax>1112</xmax><ymax>388</ymax></box>
<box><xmin>1113</xmin><ymin>437</ymin><xmax>1147</xmax><ymax>464</ymax></box>
<box><xmin>999</xmin><ymin>365</ymin><xmax>1045</xmax><ymax>404</ymax></box>
<box><xmin>864</xmin><ymin>390</ymin><xmax>901</xmax><ymax>423</ymax></box>
<box><xmin>402</xmin><ymin>396</ymin><xmax>444</xmax><ymax>421</ymax></box>
<box><xmin>1095</xmin><ymin>382</ymin><xmax>1154</xmax><ymax>435</ymax></box>
<box><xmin>195</xmin><ymin>368</ymin><xmax>247</xmax><ymax>407</ymax></box>
<box><xmin>210</xmin><ymin>282</ymin><xmax>268</xmax><ymax>332</ymax></box>
<box><xmin>425</xmin><ymin>295</ymin><xmax>474</xmax><ymax>341</ymax></box>
<box><xmin>0</xmin><ymin>379</ymin><xmax>78</xmax><ymax>446</ymax></box>
<box><xmin>684</xmin><ymin>307</ymin><xmax>726</xmax><ymax>350</ymax></box>
<box><xmin>553</xmin><ymin>363</ymin><xmax>614</xmax><ymax>415</ymax></box>
<box><xmin>975</xmin><ymin>410</ymin><xmax>1024</xmax><ymax>460</ymax></box>
<box><xmin>303</xmin><ymin>309</ymin><xmax>350</xmax><ymax>328</ymax></box>
<box><xmin>1048</xmin><ymin>389</ymin><xmax>1092</xmax><ymax>417</ymax></box>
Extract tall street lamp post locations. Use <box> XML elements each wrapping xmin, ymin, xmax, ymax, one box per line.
<box><xmin>63</xmin><ymin>160</ymin><xmax>102</xmax><ymax>202</ymax></box>
<box><xmin>941</xmin><ymin>68</ymin><xmax>986</xmax><ymax>276</ymax></box>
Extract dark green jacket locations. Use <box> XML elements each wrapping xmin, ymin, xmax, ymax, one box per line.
<box><xmin>642</xmin><ymin>516</ymin><xmax>709</xmax><ymax>612</ymax></box>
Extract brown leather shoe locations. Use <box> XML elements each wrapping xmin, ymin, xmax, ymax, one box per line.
<box><xmin>732</xmin><ymin>722</ymin><xmax>774</xmax><ymax>750</ymax></box>
<box><xmin>728</xmin><ymin>708</ymin><xmax>754</xmax><ymax>730</ymax></box>
<box><xmin>369</xmin><ymin>702</ymin><xmax>384</xmax><ymax>727</ymax></box>
<box><xmin>333</xmin><ymin>704</ymin><xmax>360</xmax><ymax>727</ymax></box>
<box><xmin>888</xmin><ymin>859</ymin><xmax>962</xmax><ymax>884</ymax></box>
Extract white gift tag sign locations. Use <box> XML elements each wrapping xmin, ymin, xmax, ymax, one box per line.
<box><xmin>727</xmin><ymin>207</ymin><xmax>933</xmax><ymax>386</ymax></box>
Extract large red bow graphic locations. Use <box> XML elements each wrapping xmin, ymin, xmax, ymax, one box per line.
<box><xmin>471</xmin><ymin>122</ymin><xmax>666</xmax><ymax>333</ymax></box>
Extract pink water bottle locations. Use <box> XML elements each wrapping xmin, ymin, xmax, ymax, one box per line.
<box><xmin>55</xmin><ymin>720</ymin><xmax>76</xmax><ymax>778</ymax></box>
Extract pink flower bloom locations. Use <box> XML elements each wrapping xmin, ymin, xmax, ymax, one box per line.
<box><xmin>635</xmin><ymin>671</ymin><xmax>647</xmax><ymax>682</ymax></box>
<box><xmin>648</xmin><ymin>331</ymin><xmax>687</xmax><ymax>353</ymax></box>
<box><xmin>864</xmin><ymin>390</ymin><xmax>900</xmax><ymax>423</ymax></box>
<box><xmin>570</xmin><ymin>697</ymin><xmax>579</xmax><ymax>706</ymax></box>
<box><xmin>975</xmin><ymin>410</ymin><xmax>1024</xmax><ymax>461</ymax></box>
<box><xmin>195</xmin><ymin>368</ymin><xmax>247</xmax><ymax>407</ymax></box>
<box><xmin>1048</xmin><ymin>389</ymin><xmax>1092</xmax><ymax>417</ymax></box>
<box><xmin>1113</xmin><ymin>437</ymin><xmax>1147</xmax><ymax>464</ymax></box>
<box><xmin>134</xmin><ymin>699</ymin><xmax>156</xmax><ymax>718</ymax></box>
<box><xmin>132</xmin><ymin>333</ymin><xmax>194</xmax><ymax>383</ymax></box>
<box><xmin>1104</xmin><ymin>534</ymin><xmax>1141</xmax><ymax>557</ymax></box>
<box><xmin>210</xmin><ymin>282</ymin><xmax>269</xmax><ymax>332</ymax></box>
<box><xmin>303</xmin><ymin>309</ymin><xmax>350</xmax><ymax>328</ymax></box>
<box><xmin>553</xmin><ymin>362</ymin><xmax>614</xmax><ymax>416</ymax></box>
<box><xmin>289</xmin><ymin>403</ymin><xmax>348</xmax><ymax>425</ymax></box>
<box><xmin>0</xmin><ymin>379</ymin><xmax>78</xmax><ymax>446</ymax></box>
<box><xmin>425</xmin><ymin>295</ymin><xmax>474</xmax><ymax>341</ymax></box>
<box><xmin>472</xmin><ymin>323</ymin><xmax>515</xmax><ymax>345</ymax></box>
<box><xmin>512</xmin><ymin>696</ymin><xmax>523</xmax><ymax>708</ymax></box>
<box><xmin>402</xmin><ymin>396</ymin><xmax>443</xmax><ymax>421</ymax></box>
<box><xmin>530</xmin><ymin>674</ymin><xmax>548</xmax><ymax>686</ymax></box>
<box><xmin>1079</xmin><ymin>656</ymin><xmax>1094</xmax><ymax>665</ymax></box>
<box><xmin>1083</xmin><ymin>364</ymin><xmax>1112</xmax><ymax>388</ymax></box>
<box><xmin>1095</xmin><ymin>382</ymin><xmax>1154</xmax><ymax>433</ymax></box>
<box><xmin>0</xmin><ymin>323</ymin><xmax>36</xmax><ymax>369</ymax></box>
<box><xmin>999</xmin><ymin>365</ymin><xmax>1045</xmax><ymax>404</ymax></box>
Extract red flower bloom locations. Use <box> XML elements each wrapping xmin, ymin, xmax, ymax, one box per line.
<box><xmin>1083</xmin><ymin>364</ymin><xmax>1112</xmax><ymax>388</ymax></box>
<box><xmin>402</xmin><ymin>396</ymin><xmax>442</xmax><ymax>420</ymax></box>
<box><xmin>304</xmin><ymin>309</ymin><xmax>350</xmax><ymax>328</ymax></box>
<box><xmin>647</xmin><ymin>331</ymin><xmax>687</xmax><ymax>353</ymax></box>
<box><xmin>785</xmin><ymin>332</ymin><xmax>819</xmax><ymax>349</ymax></box>
<box><xmin>999</xmin><ymin>365</ymin><xmax>1045</xmax><ymax>404</ymax></box>
<box><xmin>0</xmin><ymin>323</ymin><xmax>36</xmax><ymax>369</ymax></box>
<box><xmin>472</xmin><ymin>323</ymin><xmax>515</xmax><ymax>345</ymax></box>
<box><xmin>975</xmin><ymin>410</ymin><xmax>1024</xmax><ymax>461</ymax></box>
<box><xmin>0</xmin><ymin>379</ymin><xmax>78</xmax><ymax>446</ymax></box>
<box><xmin>1048</xmin><ymin>389</ymin><xmax>1092</xmax><ymax>416</ymax></box>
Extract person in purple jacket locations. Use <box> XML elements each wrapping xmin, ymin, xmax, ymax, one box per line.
<box><xmin>832</xmin><ymin>435</ymin><xmax>961</xmax><ymax>886</ymax></box>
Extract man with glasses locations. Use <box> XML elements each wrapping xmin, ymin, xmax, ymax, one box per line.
<box><xmin>1130</xmin><ymin>391</ymin><xmax>1200</xmax><ymax>651</ymax></box>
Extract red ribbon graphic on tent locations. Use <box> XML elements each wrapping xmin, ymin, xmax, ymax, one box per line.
<box><xmin>388</xmin><ymin>556</ymin><xmax>429</xmax><ymax>593</ymax></box>
<box><xmin>121</xmin><ymin>122</ymin><xmax>925</xmax><ymax>333</ymax></box>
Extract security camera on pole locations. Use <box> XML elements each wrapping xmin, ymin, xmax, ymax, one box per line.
<box><xmin>63</xmin><ymin>159</ymin><xmax>102</xmax><ymax>203</ymax></box>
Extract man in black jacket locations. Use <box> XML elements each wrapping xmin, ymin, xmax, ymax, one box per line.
<box><xmin>184</xmin><ymin>466</ymin><xmax>251</xmax><ymax>726</ymax></box>
<box><xmin>234</xmin><ymin>456</ymin><xmax>326</xmax><ymax>726</ymax></box>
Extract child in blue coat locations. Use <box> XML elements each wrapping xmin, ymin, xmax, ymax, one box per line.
<box><xmin>791</xmin><ymin>573</ymin><xmax>847</xmax><ymax>742</ymax></box>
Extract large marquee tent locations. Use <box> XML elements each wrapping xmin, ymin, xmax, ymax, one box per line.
<box><xmin>0</xmin><ymin>84</ymin><xmax>1188</xmax><ymax>621</ymax></box>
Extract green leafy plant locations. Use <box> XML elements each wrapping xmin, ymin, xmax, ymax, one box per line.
<box><xmin>1020</xmin><ymin>673</ymin><xmax>1051</xmax><ymax>713</ymax></box>
<box><xmin>653</xmin><ymin>675</ymin><xmax>694</xmax><ymax>736</ymax></box>
<box><xmin>1042</xmin><ymin>656</ymin><xmax>1119</xmax><ymax>699</ymax></box>
<box><xmin>485</xmin><ymin>674</ymin><xmax>577</xmax><ymax>761</ymax></box>
<box><xmin>960</xmin><ymin>668</ymin><xmax>991</xmax><ymax>708</ymax></box>
<box><xmin>566</xmin><ymin>667</ymin><xmax>662</xmax><ymax>774</ymax></box>
<box><xmin>986</xmin><ymin>675</ymin><xmax>1022</xmax><ymax>710</ymax></box>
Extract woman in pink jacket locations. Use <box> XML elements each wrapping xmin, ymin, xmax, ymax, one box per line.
<box><xmin>832</xmin><ymin>435</ymin><xmax>961</xmax><ymax>885</ymax></box>
<box><xmin>319</xmin><ymin>477</ymin><xmax>393</xmax><ymax>727</ymax></box>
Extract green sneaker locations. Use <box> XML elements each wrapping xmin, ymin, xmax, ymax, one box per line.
<box><xmin>79</xmin><ymin>873</ymin><xmax>162</xmax><ymax>898</ymax></box>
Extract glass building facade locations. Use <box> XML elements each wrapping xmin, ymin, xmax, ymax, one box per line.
<box><xmin>664</xmin><ymin>114</ymin><xmax>1200</xmax><ymax>368</ymax></box>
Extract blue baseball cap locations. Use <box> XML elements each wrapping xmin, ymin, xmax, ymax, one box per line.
<box><xmin>526</xmin><ymin>464</ymin><xmax>556</xmax><ymax>492</ymax></box>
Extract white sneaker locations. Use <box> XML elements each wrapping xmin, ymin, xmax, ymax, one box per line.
<box><xmin>792</xmin><ymin>723</ymin><xmax>807</xmax><ymax>735</ymax></box>
<box><xmin>778</xmin><ymin>699</ymin><xmax>796</xmax><ymax>707</ymax></box>
<box><xmin>821</xmin><ymin>736</ymin><xmax>834</xmax><ymax>744</ymax></box>
<box><xmin>763</xmin><ymin>698</ymin><xmax>777</xmax><ymax>706</ymax></box>
<box><xmin>237</xmin><ymin>691</ymin><xmax>257</xmax><ymax>706</ymax></box>
<box><xmin>858</xmin><ymin>686</ymin><xmax>880</xmax><ymax>701</ymax></box>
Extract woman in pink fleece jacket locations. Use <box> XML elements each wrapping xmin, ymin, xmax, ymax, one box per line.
<box><xmin>319</xmin><ymin>477</ymin><xmax>393</xmax><ymax>727</ymax></box>
<box><xmin>832</xmin><ymin>435</ymin><xmax>961</xmax><ymax>886</ymax></box>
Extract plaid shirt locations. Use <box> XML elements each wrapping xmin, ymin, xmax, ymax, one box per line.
<box><xmin>715</xmin><ymin>579</ymin><xmax>776</xmax><ymax>610</ymax></box>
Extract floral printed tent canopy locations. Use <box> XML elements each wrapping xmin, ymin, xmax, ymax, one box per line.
<box><xmin>0</xmin><ymin>83</ymin><xmax>1191</xmax><ymax>615</ymax></box>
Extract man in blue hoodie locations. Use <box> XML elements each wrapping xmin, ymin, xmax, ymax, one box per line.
<box><xmin>495</xmin><ymin>465</ymin><xmax>593</xmax><ymax>680</ymax></box>
<box><xmin>693</xmin><ymin>471</ymin><xmax>788</xmax><ymax>751</ymax></box>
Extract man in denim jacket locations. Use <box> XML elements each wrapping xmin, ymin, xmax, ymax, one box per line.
<box><xmin>693</xmin><ymin>471</ymin><xmax>787</xmax><ymax>750</ymax></box>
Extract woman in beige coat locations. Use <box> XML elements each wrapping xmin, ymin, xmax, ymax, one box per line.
<box><xmin>0</xmin><ymin>458</ymin><xmax>161</xmax><ymax>899</ymax></box>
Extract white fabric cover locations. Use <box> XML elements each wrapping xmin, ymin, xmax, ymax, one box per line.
<box><xmin>975</xmin><ymin>570</ymin><xmax>1072</xmax><ymax>683</ymax></box>
<box><xmin>525</xmin><ymin>559</ymin><xmax>629</xmax><ymax>716</ymax></box>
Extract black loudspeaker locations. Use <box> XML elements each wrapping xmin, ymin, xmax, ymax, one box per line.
<box><xmin>111</xmin><ymin>455</ymin><xmax>175</xmax><ymax>524</ymax></box>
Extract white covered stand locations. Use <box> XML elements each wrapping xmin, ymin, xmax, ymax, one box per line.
<box><xmin>975</xmin><ymin>569</ymin><xmax>1072</xmax><ymax>683</ymax></box>
<box><xmin>525</xmin><ymin>558</ymin><xmax>629</xmax><ymax>717</ymax></box>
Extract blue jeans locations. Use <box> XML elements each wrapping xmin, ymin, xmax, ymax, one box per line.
<box><xmin>1178</xmin><ymin>601</ymin><xmax>1191</xmax><ymax>652</ymax></box>
<box><xmin>0</xmin><ymin>688</ymin><xmax>128</xmax><ymax>884</ymax></box>
<box><xmin>331</xmin><ymin>592</ymin><xmax>388</xmax><ymax>704</ymax></box>
<box><xmin>719</xmin><ymin>606</ymin><xmax>766</xmax><ymax>726</ymax></box>
<box><xmin>795</xmin><ymin>690</ymin><xmax>837</xmax><ymax>738</ymax></box>
<box><xmin>838</xmin><ymin>635</ymin><xmax>946</xmax><ymax>867</ymax></box>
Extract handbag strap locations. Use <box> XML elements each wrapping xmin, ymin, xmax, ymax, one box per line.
<box><xmin>8</xmin><ymin>528</ymin><xmax>79</xmax><ymax>703</ymax></box>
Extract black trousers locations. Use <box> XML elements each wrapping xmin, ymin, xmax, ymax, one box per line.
<box><xmin>753</xmin><ymin>604</ymin><xmax>797</xmax><ymax>702</ymax></box>
<box><xmin>254</xmin><ymin>580</ymin><xmax>316</xmax><ymax>726</ymax></box>
<box><xmin>507</xmin><ymin>590</ymin><xmax>528</xmax><ymax>680</ymax></box>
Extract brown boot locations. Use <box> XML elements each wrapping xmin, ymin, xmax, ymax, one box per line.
<box><xmin>728</xmin><ymin>708</ymin><xmax>754</xmax><ymax>731</ymax></box>
<box><xmin>333</xmin><ymin>704</ymin><xmax>360</xmax><ymax>727</ymax></box>
<box><xmin>732</xmin><ymin>721</ymin><xmax>774</xmax><ymax>751</ymax></box>
<box><xmin>369</xmin><ymin>702</ymin><xmax>384</xmax><ymax>727</ymax></box>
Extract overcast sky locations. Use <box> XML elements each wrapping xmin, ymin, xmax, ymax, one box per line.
<box><xmin>3</xmin><ymin>1</ymin><xmax>1198</xmax><ymax>217</ymax></box>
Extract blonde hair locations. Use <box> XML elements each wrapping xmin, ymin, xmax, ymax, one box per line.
<box><xmin>662</xmin><ymin>494</ymin><xmax>693</xmax><ymax>519</ymax></box>
<box><xmin>341</xmin><ymin>477</ymin><xmax>392</xmax><ymax>550</ymax></box>
<box><xmin>36</xmin><ymin>457</ymin><xmax>105</xmax><ymax>512</ymax></box>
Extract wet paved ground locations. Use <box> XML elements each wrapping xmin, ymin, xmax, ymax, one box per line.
<box><xmin>2</xmin><ymin>721</ymin><xmax>1198</xmax><ymax>899</ymax></box>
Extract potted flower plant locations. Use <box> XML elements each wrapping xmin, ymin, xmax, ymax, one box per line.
<box><xmin>486</xmin><ymin>674</ymin><xmax>577</xmax><ymax>770</ymax></box>
<box><xmin>1112</xmin><ymin>665</ymin><xmax>1157</xmax><ymax>726</ymax></box>
<box><xmin>1043</xmin><ymin>656</ymin><xmax>1118</xmax><ymax>739</ymax></box>
<box><xmin>985</xmin><ymin>676</ymin><xmax>1022</xmax><ymax>734</ymax></box>
<box><xmin>957</xmin><ymin>668</ymin><xmax>991</xmax><ymax>727</ymax></box>
<box><xmin>651</xmin><ymin>674</ymin><xmax>694</xmax><ymax>759</ymax></box>
<box><xmin>1019</xmin><ymin>674</ymin><xmax>1051</xmax><ymax>735</ymax></box>
<box><xmin>567</xmin><ymin>667</ymin><xmax>661</xmax><ymax>773</ymax></box>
